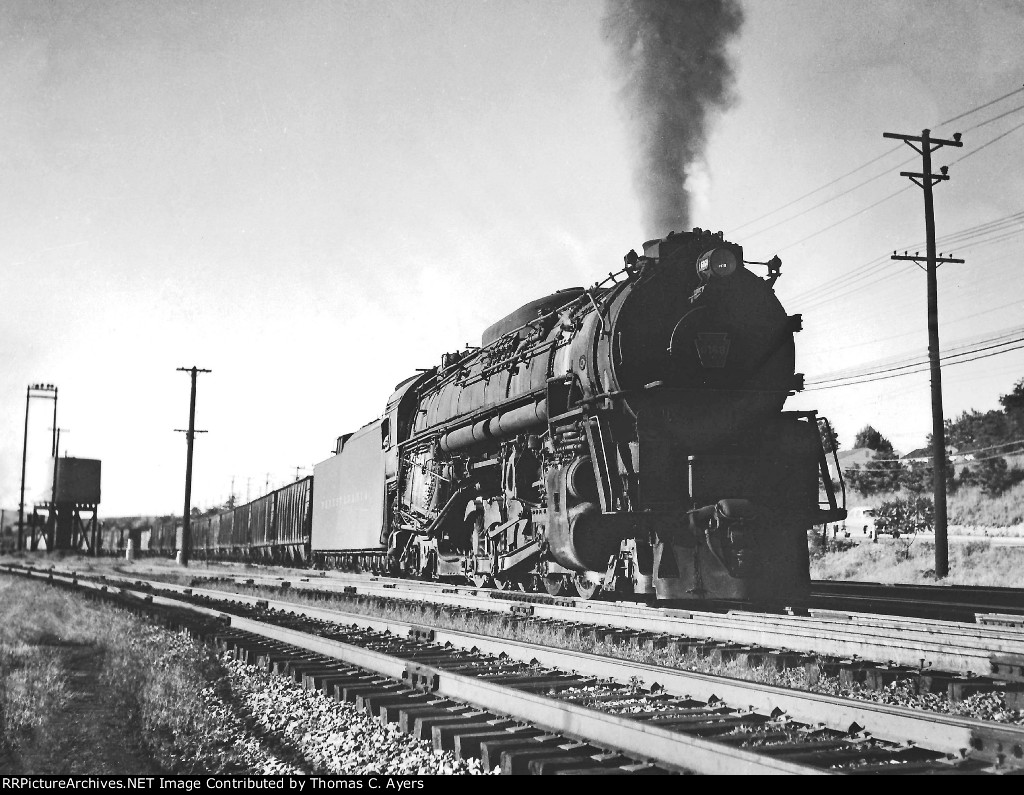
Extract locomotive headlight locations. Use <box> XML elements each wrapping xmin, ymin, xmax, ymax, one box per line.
<box><xmin>697</xmin><ymin>248</ymin><xmax>738</xmax><ymax>279</ymax></box>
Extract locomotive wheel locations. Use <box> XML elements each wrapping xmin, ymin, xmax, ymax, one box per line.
<box><xmin>543</xmin><ymin>575</ymin><xmax>570</xmax><ymax>597</ymax></box>
<box><xmin>494</xmin><ymin>577</ymin><xmax>524</xmax><ymax>591</ymax></box>
<box><xmin>472</xmin><ymin>574</ymin><xmax>492</xmax><ymax>588</ymax></box>
<box><xmin>573</xmin><ymin>573</ymin><xmax>602</xmax><ymax>600</ymax></box>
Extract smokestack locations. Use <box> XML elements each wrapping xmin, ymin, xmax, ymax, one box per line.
<box><xmin>602</xmin><ymin>0</ymin><xmax>744</xmax><ymax>234</ymax></box>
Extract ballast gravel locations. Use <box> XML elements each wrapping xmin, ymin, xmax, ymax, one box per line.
<box><xmin>221</xmin><ymin>654</ymin><xmax>488</xmax><ymax>775</ymax></box>
<box><xmin>816</xmin><ymin>677</ymin><xmax>1024</xmax><ymax>725</ymax></box>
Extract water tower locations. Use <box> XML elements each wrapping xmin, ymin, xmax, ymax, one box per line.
<box><xmin>33</xmin><ymin>456</ymin><xmax>102</xmax><ymax>553</ymax></box>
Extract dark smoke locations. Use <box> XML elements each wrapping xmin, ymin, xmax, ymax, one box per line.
<box><xmin>602</xmin><ymin>0</ymin><xmax>744</xmax><ymax>234</ymax></box>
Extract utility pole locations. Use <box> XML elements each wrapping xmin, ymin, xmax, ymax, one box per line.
<box><xmin>19</xmin><ymin>383</ymin><xmax>57</xmax><ymax>551</ymax></box>
<box><xmin>175</xmin><ymin>367</ymin><xmax>210</xmax><ymax>567</ymax></box>
<box><xmin>883</xmin><ymin>128</ymin><xmax>963</xmax><ymax>579</ymax></box>
<box><xmin>19</xmin><ymin>389</ymin><xmax>30</xmax><ymax>551</ymax></box>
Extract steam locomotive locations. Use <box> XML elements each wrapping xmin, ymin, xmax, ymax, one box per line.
<box><xmin>132</xmin><ymin>229</ymin><xmax>846</xmax><ymax>604</ymax></box>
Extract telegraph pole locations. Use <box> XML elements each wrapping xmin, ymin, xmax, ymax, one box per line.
<box><xmin>18</xmin><ymin>384</ymin><xmax>57</xmax><ymax>551</ymax></box>
<box><xmin>883</xmin><ymin>128</ymin><xmax>963</xmax><ymax>579</ymax></box>
<box><xmin>175</xmin><ymin>367</ymin><xmax>210</xmax><ymax>567</ymax></box>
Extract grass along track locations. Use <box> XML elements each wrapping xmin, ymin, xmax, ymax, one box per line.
<box><xmin>0</xmin><ymin>576</ymin><xmax>297</xmax><ymax>774</ymax></box>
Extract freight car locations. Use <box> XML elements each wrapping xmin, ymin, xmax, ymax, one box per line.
<box><xmin>130</xmin><ymin>478</ymin><xmax>313</xmax><ymax>564</ymax></box>
<box><xmin>126</xmin><ymin>229</ymin><xmax>846</xmax><ymax>605</ymax></box>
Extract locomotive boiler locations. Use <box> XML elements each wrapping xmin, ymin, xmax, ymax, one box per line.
<box><xmin>312</xmin><ymin>228</ymin><xmax>845</xmax><ymax>603</ymax></box>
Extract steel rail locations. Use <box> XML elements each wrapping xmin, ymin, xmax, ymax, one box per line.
<box><xmin>182</xmin><ymin>566</ymin><xmax>1024</xmax><ymax>645</ymax></box>
<box><xmin>233</xmin><ymin>617</ymin><xmax>823</xmax><ymax>776</ymax></box>
<box><xmin>20</xmin><ymin>565</ymin><xmax>1020</xmax><ymax>765</ymax></box>
<box><xmin>175</xmin><ymin>567</ymin><xmax>1024</xmax><ymax>673</ymax></box>
<box><xmin>13</xmin><ymin>561</ymin><xmax>1023</xmax><ymax>670</ymax></box>
<box><xmin>812</xmin><ymin>580</ymin><xmax>1024</xmax><ymax>609</ymax></box>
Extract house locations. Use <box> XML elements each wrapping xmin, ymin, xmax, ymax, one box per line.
<box><xmin>900</xmin><ymin>446</ymin><xmax>968</xmax><ymax>464</ymax></box>
<box><xmin>830</xmin><ymin>447</ymin><xmax>882</xmax><ymax>481</ymax></box>
<box><xmin>836</xmin><ymin>448</ymin><xmax>876</xmax><ymax>469</ymax></box>
<box><xmin>901</xmin><ymin>448</ymin><xmax>931</xmax><ymax>464</ymax></box>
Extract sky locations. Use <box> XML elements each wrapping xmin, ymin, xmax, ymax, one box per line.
<box><xmin>2</xmin><ymin>0</ymin><xmax>1022</xmax><ymax>518</ymax></box>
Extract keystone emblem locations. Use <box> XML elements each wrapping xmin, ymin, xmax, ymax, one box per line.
<box><xmin>694</xmin><ymin>333</ymin><xmax>730</xmax><ymax>368</ymax></box>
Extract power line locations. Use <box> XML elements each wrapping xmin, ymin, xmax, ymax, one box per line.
<box><xmin>936</xmin><ymin>84</ymin><xmax>1024</xmax><ymax>127</ymax></box>
<box><xmin>961</xmin><ymin>101</ymin><xmax>1024</xmax><ymax>133</ymax></box>
<box><xmin>741</xmin><ymin>154</ymin><xmax>917</xmax><ymax>241</ymax></box>
<box><xmin>729</xmin><ymin>85</ymin><xmax>1024</xmax><ymax>236</ymax></box>
<box><xmin>804</xmin><ymin>338</ymin><xmax>1024</xmax><ymax>391</ymax></box>
<box><xmin>762</xmin><ymin>102</ymin><xmax>1024</xmax><ymax>246</ymax></box>
<box><xmin>800</xmin><ymin>294</ymin><xmax>1024</xmax><ymax>358</ymax></box>
<box><xmin>786</xmin><ymin>208</ymin><xmax>1024</xmax><ymax>308</ymax></box>
<box><xmin>756</xmin><ymin>107</ymin><xmax>1024</xmax><ymax>254</ymax></box>
<box><xmin>805</xmin><ymin>323</ymin><xmax>1024</xmax><ymax>386</ymax></box>
<box><xmin>808</xmin><ymin>336</ymin><xmax>1024</xmax><ymax>389</ymax></box>
<box><xmin>776</xmin><ymin>187</ymin><xmax>913</xmax><ymax>253</ymax></box>
<box><xmin>949</xmin><ymin>117</ymin><xmax>1024</xmax><ymax>166</ymax></box>
<box><xmin>730</xmin><ymin>147</ymin><xmax>905</xmax><ymax>235</ymax></box>
<box><xmin>954</xmin><ymin>438</ymin><xmax>1024</xmax><ymax>456</ymax></box>
<box><xmin>843</xmin><ymin>448</ymin><xmax>1024</xmax><ymax>472</ymax></box>
<box><xmin>793</xmin><ymin>225</ymin><xmax>1021</xmax><ymax>318</ymax></box>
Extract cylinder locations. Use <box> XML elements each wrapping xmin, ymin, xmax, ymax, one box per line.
<box><xmin>566</xmin><ymin>457</ymin><xmax>597</xmax><ymax>501</ymax></box>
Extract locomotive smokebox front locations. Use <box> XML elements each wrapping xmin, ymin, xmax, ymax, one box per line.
<box><xmin>608</xmin><ymin>229</ymin><xmax>800</xmax><ymax>448</ymax></box>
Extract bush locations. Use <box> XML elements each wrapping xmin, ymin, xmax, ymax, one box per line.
<box><xmin>974</xmin><ymin>456</ymin><xmax>1024</xmax><ymax>496</ymax></box>
<box><xmin>874</xmin><ymin>496</ymin><xmax>934</xmax><ymax>536</ymax></box>
<box><xmin>807</xmin><ymin>528</ymin><xmax>858</xmax><ymax>559</ymax></box>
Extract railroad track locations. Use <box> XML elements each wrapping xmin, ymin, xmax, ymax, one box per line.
<box><xmin>5</xmin><ymin>564</ymin><xmax>1024</xmax><ymax>774</ymax></box>
<box><xmin>809</xmin><ymin>580</ymin><xmax>1024</xmax><ymax>624</ymax></box>
<box><xmin>11</xmin><ymin>562</ymin><xmax>1024</xmax><ymax>684</ymax></box>
<box><xmin>133</xmin><ymin>565</ymin><xmax>1024</xmax><ymax>677</ymax></box>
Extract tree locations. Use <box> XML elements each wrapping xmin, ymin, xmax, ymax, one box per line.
<box><xmin>854</xmin><ymin>425</ymin><xmax>894</xmax><ymax>453</ymax></box>
<box><xmin>847</xmin><ymin>450</ymin><xmax>903</xmax><ymax>495</ymax></box>
<box><xmin>942</xmin><ymin>409</ymin><xmax>1007</xmax><ymax>453</ymax></box>
<box><xmin>943</xmin><ymin>376</ymin><xmax>1024</xmax><ymax>456</ymax></box>
<box><xmin>998</xmin><ymin>377</ymin><xmax>1024</xmax><ymax>446</ymax></box>
<box><xmin>902</xmin><ymin>453</ymin><xmax>957</xmax><ymax>495</ymax></box>
<box><xmin>819</xmin><ymin>420</ymin><xmax>839</xmax><ymax>454</ymax></box>
<box><xmin>875</xmin><ymin>496</ymin><xmax>934</xmax><ymax>536</ymax></box>
<box><xmin>975</xmin><ymin>456</ymin><xmax>1024</xmax><ymax>496</ymax></box>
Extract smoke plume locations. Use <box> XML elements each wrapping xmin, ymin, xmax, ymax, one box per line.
<box><xmin>602</xmin><ymin>0</ymin><xmax>744</xmax><ymax>235</ymax></box>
